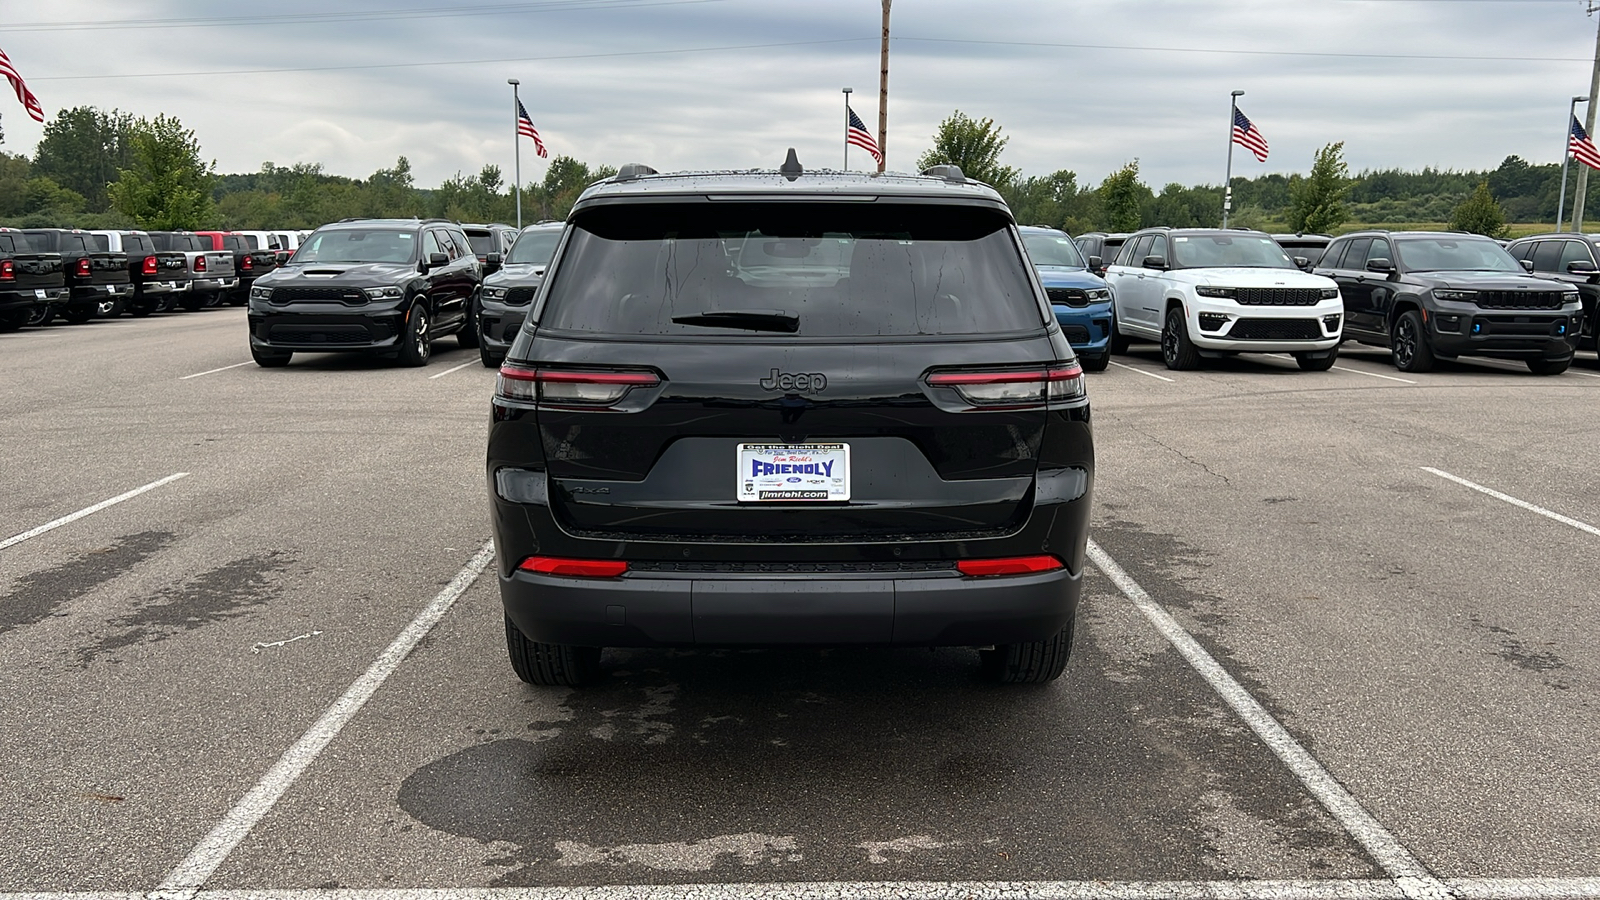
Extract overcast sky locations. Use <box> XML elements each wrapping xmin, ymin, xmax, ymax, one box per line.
<box><xmin>1</xmin><ymin>0</ymin><xmax>1596</xmax><ymax>191</ymax></box>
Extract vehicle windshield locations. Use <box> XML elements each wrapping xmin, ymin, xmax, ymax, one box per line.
<box><xmin>1396</xmin><ymin>237</ymin><xmax>1522</xmax><ymax>273</ymax></box>
<box><xmin>291</xmin><ymin>229</ymin><xmax>416</xmax><ymax>264</ymax></box>
<box><xmin>1171</xmin><ymin>234</ymin><xmax>1296</xmax><ymax>269</ymax></box>
<box><xmin>1021</xmin><ymin>232</ymin><xmax>1086</xmax><ymax>267</ymax></box>
<box><xmin>507</xmin><ymin>230</ymin><xmax>563</xmax><ymax>265</ymax></box>
<box><xmin>540</xmin><ymin>202</ymin><xmax>1044</xmax><ymax>338</ymax></box>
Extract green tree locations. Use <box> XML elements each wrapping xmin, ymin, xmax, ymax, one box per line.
<box><xmin>1098</xmin><ymin>160</ymin><xmax>1148</xmax><ymax>233</ymax></box>
<box><xmin>1287</xmin><ymin>142</ymin><xmax>1351</xmax><ymax>234</ymax></box>
<box><xmin>1450</xmin><ymin>181</ymin><xmax>1509</xmax><ymax>239</ymax></box>
<box><xmin>915</xmin><ymin>110</ymin><xmax>1018</xmax><ymax>188</ymax></box>
<box><xmin>1001</xmin><ymin>169</ymin><xmax>1082</xmax><ymax>230</ymax></box>
<box><xmin>107</xmin><ymin>115</ymin><xmax>215</xmax><ymax>230</ymax></box>
<box><xmin>33</xmin><ymin>106</ymin><xmax>137</xmax><ymax>212</ymax></box>
<box><xmin>537</xmin><ymin>156</ymin><xmax>616</xmax><ymax>220</ymax></box>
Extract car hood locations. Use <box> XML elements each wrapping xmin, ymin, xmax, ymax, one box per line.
<box><xmin>1184</xmin><ymin>267</ymin><xmax>1336</xmax><ymax>288</ymax></box>
<box><xmin>261</xmin><ymin>262</ymin><xmax>416</xmax><ymax>285</ymax></box>
<box><xmin>1033</xmin><ymin>266</ymin><xmax>1108</xmax><ymax>290</ymax></box>
<box><xmin>1413</xmin><ymin>270</ymin><xmax>1570</xmax><ymax>291</ymax></box>
<box><xmin>485</xmin><ymin>263</ymin><xmax>547</xmax><ymax>287</ymax></box>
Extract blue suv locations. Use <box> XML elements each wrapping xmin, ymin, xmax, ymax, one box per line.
<box><xmin>1019</xmin><ymin>226</ymin><xmax>1112</xmax><ymax>371</ymax></box>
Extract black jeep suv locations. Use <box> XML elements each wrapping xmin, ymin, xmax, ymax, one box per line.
<box><xmin>1316</xmin><ymin>230</ymin><xmax>1581</xmax><ymax>374</ymax></box>
<box><xmin>246</xmin><ymin>218</ymin><xmax>482</xmax><ymax>367</ymax></box>
<box><xmin>487</xmin><ymin>155</ymin><xmax>1095</xmax><ymax>687</ymax></box>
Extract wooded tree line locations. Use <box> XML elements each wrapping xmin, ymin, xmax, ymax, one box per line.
<box><xmin>0</xmin><ymin>105</ymin><xmax>1586</xmax><ymax>236</ymax></box>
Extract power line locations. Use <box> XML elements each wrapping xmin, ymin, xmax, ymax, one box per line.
<box><xmin>896</xmin><ymin>36</ymin><xmax>1593</xmax><ymax>64</ymax></box>
<box><xmin>0</xmin><ymin>0</ymin><xmax>722</xmax><ymax>33</ymax></box>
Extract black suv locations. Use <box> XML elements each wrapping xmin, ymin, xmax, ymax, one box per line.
<box><xmin>1505</xmin><ymin>233</ymin><xmax>1600</xmax><ymax>353</ymax></box>
<box><xmin>1273</xmin><ymin>233</ymin><xmax>1332</xmax><ymax>270</ymax></box>
<box><xmin>461</xmin><ymin>223</ymin><xmax>519</xmax><ymax>267</ymax></box>
<box><xmin>477</xmin><ymin>221</ymin><xmax>564</xmax><ymax>368</ymax></box>
<box><xmin>246</xmin><ymin>218</ymin><xmax>482</xmax><ymax>367</ymax></box>
<box><xmin>487</xmin><ymin>155</ymin><xmax>1094</xmax><ymax>687</ymax></box>
<box><xmin>1073</xmin><ymin>232</ymin><xmax>1128</xmax><ymax>278</ymax></box>
<box><xmin>1316</xmin><ymin>231</ymin><xmax>1581</xmax><ymax>374</ymax></box>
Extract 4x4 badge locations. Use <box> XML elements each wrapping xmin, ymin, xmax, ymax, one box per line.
<box><xmin>760</xmin><ymin>368</ymin><xmax>827</xmax><ymax>393</ymax></box>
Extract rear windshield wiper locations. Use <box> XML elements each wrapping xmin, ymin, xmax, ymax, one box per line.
<box><xmin>670</xmin><ymin>309</ymin><xmax>800</xmax><ymax>333</ymax></box>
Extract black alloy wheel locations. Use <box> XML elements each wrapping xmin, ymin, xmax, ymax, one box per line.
<box><xmin>26</xmin><ymin>304</ymin><xmax>54</xmax><ymax>326</ymax></box>
<box><xmin>1161</xmin><ymin>308</ymin><xmax>1200</xmax><ymax>370</ymax></box>
<box><xmin>396</xmin><ymin>303</ymin><xmax>432</xmax><ymax>367</ymax></box>
<box><xmin>1391</xmin><ymin>310</ymin><xmax>1435</xmax><ymax>373</ymax></box>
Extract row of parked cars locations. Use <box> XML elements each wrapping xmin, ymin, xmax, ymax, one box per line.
<box><xmin>0</xmin><ymin>227</ymin><xmax>315</xmax><ymax>329</ymax></box>
<box><xmin>1035</xmin><ymin>226</ymin><xmax>1589</xmax><ymax>376</ymax></box>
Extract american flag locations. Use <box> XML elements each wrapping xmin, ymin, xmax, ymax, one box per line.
<box><xmin>846</xmin><ymin>106</ymin><xmax>882</xmax><ymax>165</ymax></box>
<box><xmin>1232</xmin><ymin>107</ymin><xmax>1268</xmax><ymax>163</ymax></box>
<box><xmin>517</xmin><ymin>99</ymin><xmax>548</xmax><ymax>159</ymax></box>
<box><xmin>1572</xmin><ymin>117</ymin><xmax>1600</xmax><ymax>171</ymax></box>
<box><xmin>1</xmin><ymin>46</ymin><xmax>44</xmax><ymax>123</ymax></box>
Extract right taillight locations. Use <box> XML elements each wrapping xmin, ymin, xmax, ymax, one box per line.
<box><xmin>142</xmin><ymin>255</ymin><xmax>158</xmax><ymax>276</ymax></box>
<box><xmin>0</xmin><ymin>260</ymin><xmax>13</xmax><ymax>281</ymax></box>
<box><xmin>496</xmin><ymin>366</ymin><xmax>661</xmax><ymax>408</ymax></box>
<box><xmin>194</xmin><ymin>255</ymin><xmax>207</xmax><ymax>273</ymax></box>
<box><xmin>76</xmin><ymin>258</ymin><xmax>92</xmax><ymax>277</ymax></box>
<box><xmin>519</xmin><ymin>556</ymin><xmax>628</xmax><ymax>578</ymax></box>
<box><xmin>927</xmin><ymin>363</ymin><xmax>1084</xmax><ymax>408</ymax></box>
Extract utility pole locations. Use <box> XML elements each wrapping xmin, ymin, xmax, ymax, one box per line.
<box><xmin>877</xmin><ymin>0</ymin><xmax>890</xmax><ymax>173</ymax></box>
<box><xmin>1572</xmin><ymin>4</ymin><xmax>1600</xmax><ymax>232</ymax></box>
<box><xmin>1222</xmin><ymin>90</ymin><xmax>1243</xmax><ymax>228</ymax></box>
<box><xmin>1558</xmin><ymin>95</ymin><xmax>1588</xmax><ymax>232</ymax></box>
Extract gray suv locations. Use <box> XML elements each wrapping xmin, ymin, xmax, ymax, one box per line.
<box><xmin>477</xmin><ymin>222</ymin><xmax>563</xmax><ymax>368</ymax></box>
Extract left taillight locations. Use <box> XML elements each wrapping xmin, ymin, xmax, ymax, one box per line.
<box><xmin>194</xmin><ymin>255</ymin><xmax>207</xmax><ymax>273</ymax></box>
<box><xmin>0</xmin><ymin>260</ymin><xmax>13</xmax><ymax>281</ymax></box>
<box><xmin>242</xmin><ymin>255</ymin><xmax>254</xmax><ymax>271</ymax></box>
<box><xmin>75</xmin><ymin>258</ymin><xmax>92</xmax><ymax>277</ymax></box>
<box><xmin>519</xmin><ymin>556</ymin><xmax>628</xmax><ymax>578</ymax></box>
<box><xmin>496</xmin><ymin>365</ymin><xmax>661</xmax><ymax>408</ymax></box>
<box><xmin>926</xmin><ymin>363</ymin><xmax>1085</xmax><ymax>408</ymax></box>
<box><xmin>142</xmin><ymin>255</ymin><xmax>158</xmax><ymax>276</ymax></box>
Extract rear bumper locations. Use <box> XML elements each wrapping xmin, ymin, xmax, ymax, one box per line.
<box><xmin>69</xmin><ymin>282</ymin><xmax>132</xmax><ymax>303</ymax></box>
<box><xmin>1</xmin><ymin>288</ymin><xmax>63</xmax><ymax>313</ymax></box>
<box><xmin>500</xmin><ymin>565</ymin><xmax>1079</xmax><ymax>649</ymax></box>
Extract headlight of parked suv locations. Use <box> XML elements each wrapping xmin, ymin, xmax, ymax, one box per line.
<box><xmin>1195</xmin><ymin>286</ymin><xmax>1236</xmax><ymax>299</ymax></box>
<box><xmin>1434</xmin><ymin>289</ymin><xmax>1477</xmax><ymax>302</ymax></box>
<box><xmin>364</xmin><ymin>286</ymin><xmax>403</xmax><ymax>300</ymax></box>
<box><xmin>1320</xmin><ymin>287</ymin><xmax>1339</xmax><ymax>299</ymax></box>
<box><xmin>1084</xmin><ymin>288</ymin><xmax>1110</xmax><ymax>301</ymax></box>
<box><xmin>1562</xmin><ymin>291</ymin><xmax>1581</xmax><ymax>304</ymax></box>
<box><xmin>249</xmin><ymin>286</ymin><xmax>272</xmax><ymax>301</ymax></box>
<box><xmin>483</xmin><ymin>286</ymin><xmax>508</xmax><ymax>300</ymax></box>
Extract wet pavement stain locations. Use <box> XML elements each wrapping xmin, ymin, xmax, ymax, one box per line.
<box><xmin>75</xmin><ymin>550</ymin><xmax>292</xmax><ymax>666</ymax></box>
<box><xmin>0</xmin><ymin>531</ymin><xmax>176</xmax><ymax>637</ymax></box>
<box><xmin>1467</xmin><ymin>615</ymin><xmax>1570</xmax><ymax>690</ymax></box>
<box><xmin>395</xmin><ymin>609</ymin><xmax>1376</xmax><ymax>886</ymax></box>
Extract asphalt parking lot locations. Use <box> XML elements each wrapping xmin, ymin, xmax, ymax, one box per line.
<box><xmin>1</xmin><ymin>311</ymin><xmax>1597</xmax><ymax>899</ymax></box>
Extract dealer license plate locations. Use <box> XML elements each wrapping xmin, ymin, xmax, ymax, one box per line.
<box><xmin>737</xmin><ymin>443</ymin><xmax>850</xmax><ymax>502</ymax></box>
<box><xmin>35</xmin><ymin>290</ymin><xmax>46</xmax><ymax>299</ymax></box>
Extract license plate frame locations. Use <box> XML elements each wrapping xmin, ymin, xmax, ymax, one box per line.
<box><xmin>737</xmin><ymin>443</ymin><xmax>850</xmax><ymax>503</ymax></box>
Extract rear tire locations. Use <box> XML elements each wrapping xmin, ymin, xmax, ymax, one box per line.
<box><xmin>0</xmin><ymin>311</ymin><xmax>26</xmax><ymax>332</ymax></box>
<box><xmin>457</xmin><ymin>294</ymin><xmax>481</xmax><ymax>348</ymax></box>
<box><xmin>396</xmin><ymin>303</ymin><xmax>432</xmax><ymax>367</ymax></box>
<box><xmin>480</xmin><ymin>341</ymin><xmax>502</xmax><ymax>369</ymax></box>
<box><xmin>1161</xmin><ymin>307</ymin><xmax>1200</xmax><ymax>371</ymax></box>
<box><xmin>181</xmin><ymin>292</ymin><xmax>208</xmax><ymax>312</ymax></box>
<box><xmin>1527</xmin><ymin>357</ymin><xmax>1571</xmax><ymax>375</ymax></box>
<box><xmin>1079</xmin><ymin>352</ymin><xmax>1109</xmax><ymax>372</ymax></box>
<box><xmin>27</xmin><ymin>304</ymin><xmax>55</xmax><ymax>326</ymax></box>
<box><xmin>506</xmin><ymin>616</ymin><xmax>601</xmax><ymax>686</ymax></box>
<box><xmin>252</xmin><ymin>347</ymin><xmax>292</xmax><ymax>368</ymax></box>
<box><xmin>1295</xmin><ymin>347</ymin><xmax>1339</xmax><ymax>371</ymax></box>
<box><xmin>1110</xmin><ymin>317</ymin><xmax>1132</xmax><ymax>354</ymax></box>
<box><xmin>1390</xmin><ymin>310</ymin><xmax>1435</xmax><ymax>373</ymax></box>
<box><xmin>982</xmin><ymin>621</ymin><xmax>1074</xmax><ymax>684</ymax></box>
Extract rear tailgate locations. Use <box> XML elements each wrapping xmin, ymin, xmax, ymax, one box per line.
<box><xmin>3</xmin><ymin>252</ymin><xmax>66</xmax><ymax>295</ymax></box>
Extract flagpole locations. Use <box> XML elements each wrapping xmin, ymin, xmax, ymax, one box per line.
<box><xmin>1559</xmin><ymin>96</ymin><xmax>1588</xmax><ymax>233</ymax></box>
<box><xmin>1222</xmin><ymin>90</ymin><xmax>1243</xmax><ymax>228</ymax></box>
<box><xmin>842</xmin><ymin>87</ymin><xmax>853</xmax><ymax>171</ymax></box>
<box><xmin>509</xmin><ymin>78</ymin><xmax>523</xmax><ymax>230</ymax></box>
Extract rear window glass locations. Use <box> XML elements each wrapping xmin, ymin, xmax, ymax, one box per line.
<box><xmin>126</xmin><ymin>235</ymin><xmax>153</xmax><ymax>254</ymax></box>
<box><xmin>0</xmin><ymin>235</ymin><xmax>14</xmax><ymax>253</ymax></box>
<box><xmin>224</xmin><ymin>235</ymin><xmax>246</xmax><ymax>251</ymax></box>
<box><xmin>467</xmin><ymin>232</ymin><xmax>497</xmax><ymax>256</ymax></box>
<box><xmin>539</xmin><ymin>203</ymin><xmax>1044</xmax><ymax>338</ymax></box>
<box><xmin>90</xmin><ymin>233</ymin><xmax>110</xmax><ymax>251</ymax></box>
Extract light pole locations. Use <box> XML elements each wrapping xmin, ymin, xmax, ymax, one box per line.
<box><xmin>1558</xmin><ymin>95</ymin><xmax>1589</xmax><ymax>233</ymax></box>
<box><xmin>1222</xmin><ymin>90</ymin><xmax>1244</xmax><ymax>228</ymax></box>
<box><xmin>842</xmin><ymin>87</ymin><xmax>853</xmax><ymax>170</ymax></box>
<box><xmin>508</xmin><ymin>78</ymin><xmax>522</xmax><ymax>229</ymax></box>
<box><xmin>1573</xmin><ymin>4</ymin><xmax>1600</xmax><ymax>231</ymax></box>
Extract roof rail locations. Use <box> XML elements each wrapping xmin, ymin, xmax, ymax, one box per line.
<box><xmin>614</xmin><ymin>162</ymin><xmax>658</xmax><ymax>182</ymax></box>
<box><xmin>921</xmin><ymin>164</ymin><xmax>965</xmax><ymax>183</ymax></box>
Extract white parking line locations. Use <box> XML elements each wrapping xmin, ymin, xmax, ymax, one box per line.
<box><xmin>1330</xmin><ymin>365</ymin><xmax>1416</xmax><ymax>385</ymax></box>
<box><xmin>1107</xmin><ymin>360</ymin><xmax>1175</xmax><ymax>382</ymax></box>
<box><xmin>427</xmin><ymin>361</ymin><xmax>476</xmax><ymax>380</ymax></box>
<box><xmin>1086</xmin><ymin>540</ymin><xmax>1447</xmax><ymax>898</ymax></box>
<box><xmin>152</xmin><ymin>542</ymin><xmax>496</xmax><ymax>896</ymax></box>
<box><xmin>180</xmin><ymin>362</ymin><xmax>252</xmax><ymax>380</ymax></box>
<box><xmin>1421</xmin><ymin>467</ymin><xmax>1600</xmax><ymax>539</ymax></box>
<box><xmin>0</xmin><ymin>473</ymin><xmax>189</xmax><ymax>552</ymax></box>
<box><xmin>9</xmin><ymin>876</ymin><xmax>1600</xmax><ymax>900</ymax></box>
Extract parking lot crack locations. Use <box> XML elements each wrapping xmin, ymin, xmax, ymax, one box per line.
<box><xmin>1129</xmin><ymin>425</ymin><xmax>1233</xmax><ymax>485</ymax></box>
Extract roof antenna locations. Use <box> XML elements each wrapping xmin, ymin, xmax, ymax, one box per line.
<box><xmin>779</xmin><ymin>148</ymin><xmax>803</xmax><ymax>181</ymax></box>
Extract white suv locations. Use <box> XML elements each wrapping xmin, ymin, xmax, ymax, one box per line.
<box><xmin>1106</xmin><ymin>228</ymin><xmax>1343</xmax><ymax>370</ymax></box>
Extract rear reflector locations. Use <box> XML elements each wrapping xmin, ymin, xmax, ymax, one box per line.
<box><xmin>519</xmin><ymin>556</ymin><xmax>629</xmax><ymax>578</ymax></box>
<box><xmin>957</xmin><ymin>555</ymin><xmax>1064</xmax><ymax>577</ymax></box>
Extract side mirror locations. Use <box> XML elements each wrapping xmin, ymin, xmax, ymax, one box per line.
<box><xmin>1566</xmin><ymin>259</ymin><xmax>1596</xmax><ymax>275</ymax></box>
<box><xmin>1293</xmin><ymin>256</ymin><xmax>1310</xmax><ymax>270</ymax></box>
<box><xmin>1521</xmin><ymin>259</ymin><xmax>1535</xmax><ymax>273</ymax></box>
<box><xmin>485</xmin><ymin>252</ymin><xmax>502</xmax><ymax>274</ymax></box>
<box><xmin>1087</xmin><ymin>255</ymin><xmax>1103</xmax><ymax>271</ymax></box>
<box><xmin>1142</xmin><ymin>255</ymin><xmax>1168</xmax><ymax>270</ymax></box>
<box><xmin>421</xmin><ymin>251</ymin><xmax>449</xmax><ymax>272</ymax></box>
<box><xmin>1365</xmin><ymin>258</ymin><xmax>1395</xmax><ymax>274</ymax></box>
